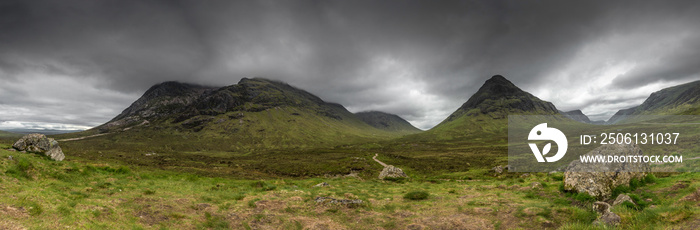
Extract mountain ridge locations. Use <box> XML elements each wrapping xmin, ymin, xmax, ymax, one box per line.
<box><xmin>67</xmin><ymin>78</ymin><xmax>413</xmax><ymax>151</ymax></box>
<box><xmin>355</xmin><ymin>111</ymin><xmax>422</xmax><ymax>133</ymax></box>
<box><xmin>607</xmin><ymin>80</ymin><xmax>700</xmax><ymax>123</ymax></box>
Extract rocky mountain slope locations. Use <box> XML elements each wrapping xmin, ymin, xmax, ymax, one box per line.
<box><xmin>355</xmin><ymin>111</ymin><xmax>422</xmax><ymax>134</ymax></box>
<box><xmin>608</xmin><ymin>80</ymin><xmax>700</xmax><ymax>124</ymax></box>
<box><xmin>420</xmin><ymin>75</ymin><xmax>559</xmax><ymax>140</ymax></box>
<box><xmin>69</xmin><ymin>78</ymin><xmax>408</xmax><ymax>150</ymax></box>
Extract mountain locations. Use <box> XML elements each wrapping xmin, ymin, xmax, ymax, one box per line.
<box><xmin>607</xmin><ymin>80</ymin><xmax>700</xmax><ymax>123</ymax></box>
<box><xmin>560</xmin><ymin>110</ymin><xmax>592</xmax><ymax>123</ymax></box>
<box><xmin>99</xmin><ymin>81</ymin><xmax>216</xmax><ymax>131</ymax></box>
<box><xmin>355</xmin><ymin>111</ymin><xmax>422</xmax><ymax>133</ymax></box>
<box><xmin>69</xmin><ymin>78</ymin><xmax>405</xmax><ymax>151</ymax></box>
<box><xmin>416</xmin><ymin>75</ymin><xmax>559</xmax><ymax>141</ymax></box>
<box><xmin>439</xmin><ymin>75</ymin><xmax>558</xmax><ymax>123</ymax></box>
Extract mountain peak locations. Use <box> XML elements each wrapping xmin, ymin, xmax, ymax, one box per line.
<box><xmin>485</xmin><ymin>74</ymin><xmax>512</xmax><ymax>85</ymax></box>
<box><xmin>438</xmin><ymin>74</ymin><xmax>558</xmax><ymax>124</ymax></box>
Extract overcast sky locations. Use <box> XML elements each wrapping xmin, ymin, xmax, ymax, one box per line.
<box><xmin>1</xmin><ymin>0</ymin><xmax>700</xmax><ymax>130</ymax></box>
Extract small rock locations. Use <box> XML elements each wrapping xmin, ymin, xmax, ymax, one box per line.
<box><xmin>8</xmin><ymin>155</ymin><xmax>13</xmax><ymax>160</ymax></box>
<box><xmin>492</xmin><ymin>165</ymin><xmax>504</xmax><ymax>174</ymax></box>
<box><xmin>612</xmin><ymin>194</ymin><xmax>635</xmax><ymax>206</ymax></box>
<box><xmin>313</xmin><ymin>182</ymin><xmax>329</xmax><ymax>187</ymax></box>
<box><xmin>644</xmin><ymin>198</ymin><xmax>653</xmax><ymax>203</ymax></box>
<box><xmin>7</xmin><ymin>148</ymin><xmax>16</xmax><ymax>152</ymax></box>
<box><xmin>530</xmin><ymin>182</ymin><xmax>542</xmax><ymax>189</ymax></box>
<box><xmin>520</xmin><ymin>173</ymin><xmax>530</xmax><ymax>178</ymax></box>
<box><xmin>592</xmin><ymin>201</ymin><xmax>611</xmax><ymax>215</ymax></box>
<box><xmin>593</xmin><ymin>212</ymin><xmax>621</xmax><ymax>226</ymax></box>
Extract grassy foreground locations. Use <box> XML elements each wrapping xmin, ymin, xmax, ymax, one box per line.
<box><xmin>1</xmin><ymin>145</ymin><xmax>698</xmax><ymax>229</ymax></box>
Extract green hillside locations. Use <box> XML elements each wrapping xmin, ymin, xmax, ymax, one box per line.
<box><xmin>355</xmin><ymin>111</ymin><xmax>422</xmax><ymax>134</ymax></box>
<box><xmin>608</xmin><ymin>80</ymin><xmax>700</xmax><ymax>123</ymax></box>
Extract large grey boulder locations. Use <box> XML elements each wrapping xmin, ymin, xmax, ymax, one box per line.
<box><xmin>12</xmin><ymin>133</ymin><xmax>65</xmax><ymax>161</ymax></box>
<box><xmin>564</xmin><ymin>144</ymin><xmax>650</xmax><ymax>199</ymax></box>
<box><xmin>379</xmin><ymin>165</ymin><xmax>408</xmax><ymax>179</ymax></box>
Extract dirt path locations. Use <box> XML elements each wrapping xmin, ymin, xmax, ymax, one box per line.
<box><xmin>58</xmin><ymin>133</ymin><xmax>108</xmax><ymax>142</ymax></box>
<box><xmin>373</xmin><ymin>153</ymin><xmax>387</xmax><ymax>167</ymax></box>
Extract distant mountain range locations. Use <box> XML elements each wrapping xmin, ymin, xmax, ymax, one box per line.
<box><xmin>49</xmin><ymin>75</ymin><xmax>700</xmax><ymax>151</ymax></box>
<box><xmin>1</xmin><ymin>129</ymin><xmax>82</xmax><ymax>135</ymax></box>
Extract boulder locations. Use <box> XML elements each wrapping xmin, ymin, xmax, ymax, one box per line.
<box><xmin>593</xmin><ymin>212</ymin><xmax>621</xmax><ymax>226</ymax></box>
<box><xmin>12</xmin><ymin>133</ymin><xmax>65</xmax><ymax>161</ymax></box>
<box><xmin>563</xmin><ymin>144</ymin><xmax>650</xmax><ymax>199</ymax></box>
<box><xmin>379</xmin><ymin>165</ymin><xmax>407</xmax><ymax>179</ymax></box>
<box><xmin>530</xmin><ymin>182</ymin><xmax>542</xmax><ymax>189</ymax></box>
<box><xmin>612</xmin><ymin>194</ymin><xmax>635</xmax><ymax>206</ymax></box>
<box><xmin>313</xmin><ymin>182</ymin><xmax>329</xmax><ymax>187</ymax></box>
<box><xmin>492</xmin><ymin>165</ymin><xmax>504</xmax><ymax>174</ymax></box>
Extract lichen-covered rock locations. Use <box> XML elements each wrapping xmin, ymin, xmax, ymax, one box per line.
<box><xmin>592</xmin><ymin>201</ymin><xmax>611</xmax><ymax>215</ymax></box>
<box><xmin>379</xmin><ymin>165</ymin><xmax>408</xmax><ymax>179</ymax></box>
<box><xmin>564</xmin><ymin>144</ymin><xmax>650</xmax><ymax>199</ymax></box>
<box><xmin>593</xmin><ymin>212</ymin><xmax>621</xmax><ymax>226</ymax></box>
<box><xmin>612</xmin><ymin>194</ymin><xmax>635</xmax><ymax>206</ymax></box>
<box><xmin>492</xmin><ymin>165</ymin><xmax>504</xmax><ymax>174</ymax></box>
<box><xmin>12</xmin><ymin>133</ymin><xmax>65</xmax><ymax>161</ymax></box>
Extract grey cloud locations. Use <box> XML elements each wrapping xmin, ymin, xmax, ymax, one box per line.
<box><xmin>1</xmin><ymin>0</ymin><xmax>700</xmax><ymax>130</ymax></box>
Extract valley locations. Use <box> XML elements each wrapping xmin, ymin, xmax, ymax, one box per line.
<box><xmin>1</xmin><ymin>76</ymin><xmax>699</xmax><ymax>229</ymax></box>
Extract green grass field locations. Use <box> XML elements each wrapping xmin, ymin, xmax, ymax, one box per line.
<box><xmin>1</xmin><ymin>137</ymin><xmax>698</xmax><ymax>229</ymax></box>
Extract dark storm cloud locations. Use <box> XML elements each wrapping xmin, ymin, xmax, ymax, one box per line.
<box><xmin>1</xmin><ymin>0</ymin><xmax>700</xmax><ymax>130</ymax></box>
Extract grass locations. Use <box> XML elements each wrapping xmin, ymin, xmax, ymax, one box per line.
<box><xmin>403</xmin><ymin>191</ymin><xmax>429</xmax><ymax>200</ymax></box>
<box><xmin>1</xmin><ymin>146</ymin><xmax>697</xmax><ymax>229</ymax></box>
<box><xmin>1</xmin><ymin>110</ymin><xmax>699</xmax><ymax>229</ymax></box>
